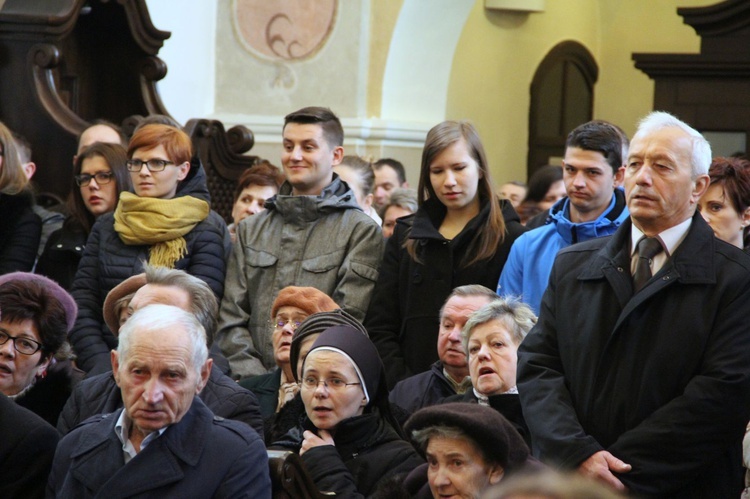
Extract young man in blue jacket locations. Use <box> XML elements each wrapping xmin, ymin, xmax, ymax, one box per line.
<box><xmin>497</xmin><ymin>120</ymin><xmax>629</xmax><ymax>314</ymax></box>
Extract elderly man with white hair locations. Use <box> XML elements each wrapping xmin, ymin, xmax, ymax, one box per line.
<box><xmin>47</xmin><ymin>304</ymin><xmax>271</xmax><ymax>498</ymax></box>
<box><xmin>517</xmin><ymin>111</ymin><xmax>750</xmax><ymax>498</ymax></box>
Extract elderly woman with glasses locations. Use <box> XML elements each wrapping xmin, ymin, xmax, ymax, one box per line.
<box><xmin>443</xmin><ymin>298</ymin><xmax>537</xmax><ymax>446</ymax></box>
<box><xmin>0</xmin><ymin>272</ymin><xmax>82</xmax><ymax>426</ymax></box>
<box><xmin>272</xmin><ymin>326</ymin><xmax>424</xmax><ymax>497</ymax></box>
<box><xmin>37</xmin><ymin>142</ymin><xmax>131</xmax><ymax>290</ymax></box>
<box><xmin>239</xmin><ymin>286</ymin><xmax>338</xmax><ymax>421</ymax></box>
<box><xmin>69</xmin><ymin>124</ymin><xmax>231</xmax><ymax>375</ymax></box>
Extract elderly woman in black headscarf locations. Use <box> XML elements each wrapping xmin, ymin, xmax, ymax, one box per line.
<box><xmin>403</xmin><ymin>402</ymin><xmax>535</xmax><ymax>499</ymax></box>
<box><xmin>272</xmin><ymin>325</ymin><xmax>424</xmax><ymax>497</ymax></box>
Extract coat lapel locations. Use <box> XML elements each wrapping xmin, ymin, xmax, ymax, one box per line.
<box><xmin>68</xmin><ymin>399</ymin><xmax>211</xmax><ymax>498</ymax></box>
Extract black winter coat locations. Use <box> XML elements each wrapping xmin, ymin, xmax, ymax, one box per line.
<box><xmin>389</xmin><ymin>360</ymin><xmax>458</xmax><ymax>423</ymax></box>
<box><xmin>69</xmin><ymin>163</ymin><xmax>231</xmax><ymax>374</ymax></box>
<box><xmin>443</xmin><ymin>390</ymin><xmax>530</xmax><ymax>448</ymax></box>
<box><xmin>56</xmin><ymin>364</ymin><xmax>265</xmax><ymax>439</ymax></box>
<box><xmin>15</xmin><ymin>359</ymin><xmax>83</xmax><ymax>427</ymax></box>
<box><xmin>35</xmin><ymin>219</ymin><xmax>87</xmax><ymax>291</ymax></box>
<box><xmin>518</xmin><ymin>214</ymin><xmax>750</xmax><ymax>498</ymax></box>
<box><xmin>0</xmin><ymin>395</ymin><xmax>60</xmax><ymax>499</ymax></box>
<box><xmin>0</xmin><ymin>190</ymin><xmax>41</xmax><ymax>274</ymax></box>
<box><xmin>365</xmin><ymin>197</ymin><xmax>526</xmax><ymax>388</ymax></box>
<box><xmin>273</xmin><ymin>411</ymin><xmax>424</xmax><ymax>498</ymax></box>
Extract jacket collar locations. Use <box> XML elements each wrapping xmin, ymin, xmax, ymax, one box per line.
<box><xmin>580</xmin><ymin>212</ymin><xmax>715</xmax><ymax>282</ymax></box>
<box><xmin>551</xmin><ymin>188</ymin><xmax>629</xmax><ymax>244</ymax></box>
<box><xmin>409</xmin><ymin>196</ymin><xmax>502</xmax><ymax>242</ymax></box>
<box><xmin>67</xmin><ymin>397</ymin><xmax>213</xmax><ymax>498</ymax></box>
<box><xmin>266</xmin><ymin>173</ymin><xmax>361</xmax><ymax>223</ymax></box>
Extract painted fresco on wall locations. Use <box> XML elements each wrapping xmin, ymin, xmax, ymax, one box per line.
<box><xmin>233</xmin><ymin>0</ymin><xmax>337</xmax><ymax>62</ymax></box>
<box><xmin>218</xmin><ymin>0</ymin><xmax>361</xmax><ymax>116</ymax></box>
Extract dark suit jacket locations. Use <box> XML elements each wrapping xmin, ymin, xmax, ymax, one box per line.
<box><xmin>518</xmin><ymin>214</ymin><xmax>750</xmax><ymax>498</ymax></box>
<box><xmin>47</xmin><ymin>397</ymin><xmax>270</xmax><ymax>498</ymax></box>
<box><xmin>0</xmin><ymin>395</ymin><xmax>59</xmax><ymax>499</ymax></box>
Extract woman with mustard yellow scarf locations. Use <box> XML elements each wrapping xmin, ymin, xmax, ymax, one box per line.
<box><xmin>69</xmin><ymin>124</ymin><xmax>231</xmax><ymax>375</ymax></box>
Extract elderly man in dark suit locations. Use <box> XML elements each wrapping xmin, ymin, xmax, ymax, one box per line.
<box><xmin>518</xmin><ymin>111</ymin><xmax>750</xmax><ymax>498</ymax></box>
<box><xmin>47</xmin><ymin>304</ymin><xmax>270</xmax><ymax>498</ymax></box>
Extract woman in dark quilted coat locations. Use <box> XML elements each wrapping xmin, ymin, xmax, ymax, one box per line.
<box><xmin>69</xmin><ymin>124</ymin><xmax>230</xmax><ymax>374</ymax></box>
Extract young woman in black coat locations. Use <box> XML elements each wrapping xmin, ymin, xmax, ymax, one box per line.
<box><xmin>36</xmin><ymin>142</ymin><xmax>131</xmax><ymax>290</ymax></box>
<box><xmin>364</xmin><ymin>120</ymin><xmax>527</xmax><ymax>388</ymax></box>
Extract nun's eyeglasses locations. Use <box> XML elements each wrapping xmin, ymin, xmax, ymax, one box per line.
<box><xmin>300</xmin><ymin>376</ymin><xmax>361</xmax><ymax>391</ymax></box>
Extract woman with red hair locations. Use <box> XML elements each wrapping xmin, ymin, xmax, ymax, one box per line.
<box><xmin>69</xmin><ymin>124</ymin><xmax>230</xmax><ymax>375</ymax></box>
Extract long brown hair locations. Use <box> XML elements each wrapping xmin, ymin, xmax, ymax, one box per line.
<box><xmin>0</xmin><ymin>121</ymin><xmax>29</xmax><ymax>195</ymax></box>
<box><xmin>67</xmin><ymin>142</ymin><xmax>131</xmax><ymax>233</ymax></box>
<box><xmin>406</xmin><ymin>120</ymin><xmax>505</xmax><ymax>267</ymax></box>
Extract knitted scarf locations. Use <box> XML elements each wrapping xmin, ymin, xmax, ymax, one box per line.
<box><xmin>114</xmin><ymin>191</ymin><xmax>210</xmax><ymax>268</ymax></box>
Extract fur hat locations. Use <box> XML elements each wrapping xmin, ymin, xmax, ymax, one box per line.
<box><xmin>270</xmin><ymin>286</ymin><xmax>338</xmax><ymax>320</ymax></box>
<box><xmin>0</xmin><ymin>272</ymin><xmax>77</xmax><ymax>332</ymax></box>
<box><xmin>102</xmin><ymin>273</ymin><xmax>147</xmax><ymax>335</ymax></box>
<box><xmin>404</xmin><ymin>402</ymin><xmax>530</xmax><ymax>472</ymax></box>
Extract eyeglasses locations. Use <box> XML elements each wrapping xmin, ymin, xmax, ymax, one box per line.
<box><xmin>0</xmin><ymin>330</ymin><xmax>43</xmax><ymax>355</ymax></box>
<box><xmin>75</xmin><ymin>171</ymin><xmax>115</xmax><ymax>187</ymax></box>
<box><xmin>126</xmin><ymin>158</ymin><xmax>175</xmax><ymax>172</ymax></box>
<box><xmin>300</xmin><ymin>376</ymin><xmax>361</xmax><ymax>391</ymax></box>
<box><xmin>273</xmin><ymin>318</ymin><xmax>302</xmax><ymax>331</ymax></box>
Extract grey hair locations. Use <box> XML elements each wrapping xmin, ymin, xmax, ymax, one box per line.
<box><xmin>142</xmin><ymin>262</ymin><xmax>218</xmax><ymax>346</ymax></box>
<box><xmin>117</xmin><ymin>304</ymin><xmax>208</xmax><ymax>377</ymax></box>
<box><xmin>633</xmin><ymin>111</ymin><xmax>711</xmax><ymax>177</ymax></box>
<box><xmin>440</xmin><ymin>284</ymin><xmax>500</xmax><ymax>319</ymax></box>
<box><xmin>461</xmin><ymin>298</ymin><xmax>537</xmax><ymax>354</ymax></box>
<box><xmin>384</xmin><ymin>187</ymin><xmax>418</xmax><ymax>213</ymax></box>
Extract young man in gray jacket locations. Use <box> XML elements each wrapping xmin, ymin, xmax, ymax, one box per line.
<box><xmin>217</xmin><ymin>107</ymin><xmax>383</xmax><ymax>379</ymax></box>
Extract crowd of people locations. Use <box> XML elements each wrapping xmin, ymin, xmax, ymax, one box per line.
<box><xmin>1</xmin><ymin>104</ymin><xmax>750</xmax><ymax>498</ymax></box>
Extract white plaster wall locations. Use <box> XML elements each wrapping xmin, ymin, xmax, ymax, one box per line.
<box><xmin>381</xmin><ymin>0</ymin><xmax>474</xmax><ymax>124</ymax></box>
<box><xmin>145</xmin><ymin>0</ymin><xmax>218</xmax><ymax>125</ymax></box>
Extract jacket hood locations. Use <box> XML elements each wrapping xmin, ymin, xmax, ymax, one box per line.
<box><xmin>174</xmin><ymin>156</ymin><xmax>211</xmax><ymax>203</ymax></box>
<box><xmin>550</xmin><ymin>187</ymin><xmax>629</xmax><ymax>245</ymax></box>
<box><xmin>266</xmin><ymin>173</ymin><xmax>362</xmax><ymax>222</ymax></box>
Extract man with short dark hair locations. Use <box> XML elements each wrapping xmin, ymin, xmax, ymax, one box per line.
<box><xmin>48</xmin><ymin>305</ymin><xmax>271</xmax><ymax>498</ymax></box>
<box><xmin>518</xmin><ymin>112</ymin><xmax>750</xmax><ymax>497</ymax></box>
<box><xmin>373</xmin><ymin>157</ymin><xmax>408</xmax><ymax>212</ymax></box>
<box><xmin>498</xmin><ymin>120</ymin><xmax>629</xmax><ymax>314</ymax></box>
<box><xmin>217</xmin><ymin>107</ymin><xmax>383</xmax><ymax>378</ymax></box>
<box><xmin>389</xmin><ymin>285</ymin><xmax>499</xmax><ymax>418</ymax></box>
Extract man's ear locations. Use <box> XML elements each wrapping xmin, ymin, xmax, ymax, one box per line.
<box><xmin>613</xmin><ymin>166</ymin><xmax>625</xmax><ymax>188</ymax></box>
<box><xmin>111</xmin><ymin>350</ymin><xmax>121</xmax><ymax>385</ymax></box>
<box><xmin>331</xmin><ymin>146</ymin><xmax>344</xmax><ymax>166</ymax></box>
<box><xmin>196</xmin><ymin>358</ymin><xmax>213</xmax><ymax>394</ymax></box>
<box><xmin>691</xmin><ymin>174</ymin><xmax>710</xmax><ymax>203</ymax></box>
<box><xmin>23</xmin><ymin>162</ymin><xmax>36</xmax><ymax>180</ymax></box>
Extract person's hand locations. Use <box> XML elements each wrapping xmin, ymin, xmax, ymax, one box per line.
<box><xmin>300</xmin><ymin>429</ymin><xmax>335</xmax><ymax>456</ymax></box>
<box><xmin>578</xmin><ymin>450</ymin><xmax>631</xmax><ymax>492</ymax></box>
